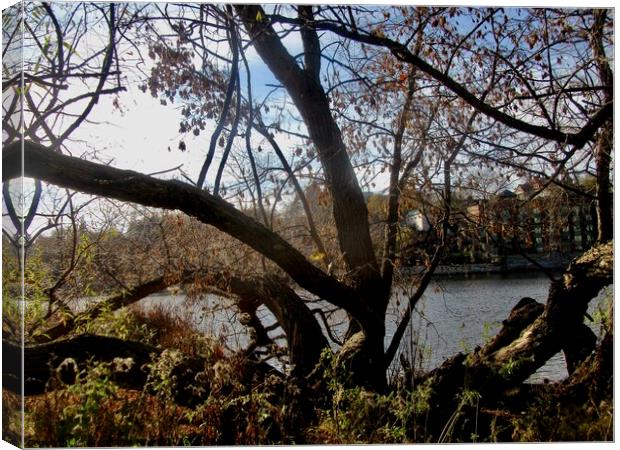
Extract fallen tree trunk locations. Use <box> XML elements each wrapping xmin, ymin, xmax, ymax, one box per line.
<box><xmin>38</xmin><ymin>272</ymin><xmax>198</xmax><ymax>343</ymax></box>
<box><xmin>481</xmin><ymin>241</ymin><xmax>612</xmax><ymax>384</ymax></box>
<box><xmin>2</xmin><ymin>334</ymin><xmax>281</xmax><ymax>406</ymax></box>
<box><xmin>416</xmin><ymin>241</ymin><xmax>612</xmax><ymax>440</ymax></box>
<box><xmin>38</xmin><ymin>268</ymin><xmax>328</xmax><ymax>379</ymax></box>
<box><xmin>3</xmin><ymin>334</ymin><xmax>157</xmax><ymax>396</ymax></box>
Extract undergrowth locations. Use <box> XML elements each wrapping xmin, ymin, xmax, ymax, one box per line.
<box><xmin>19</xmin><ymin>305</ymin><xmax>614</xmax><ymax>446</ymax></box>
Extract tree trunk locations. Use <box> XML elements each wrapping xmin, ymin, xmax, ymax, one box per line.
<box><xmin>236</xmin><ymin>5</ymin><xmax>379</xmax><ymax>287</ymax></box>
<box><xmin>594</xmin><ymin>121</ymin><xmax>613</xmax><ymax>243</ymax></box>
<box><xmin>236</xmin><ymin>6</ymin><xmax>390</xmax><ymax>391</ymax></box>
<box><xmin>222</xmin><ymin>274</ymin><xmax>329</xmax><ymax>377</ymax></box>
<box><xmin>590</xmin><ymin>9</ymin><xmax>613</xmax><ymax>243</ymax></box>
<box><xmin>333</xmin><ymin>320</ymin><xmax>387</xmax><ymax>392</ymax></box>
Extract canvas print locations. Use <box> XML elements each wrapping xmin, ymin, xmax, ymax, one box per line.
<box><xmin>2</xmin><ymin>1</ymin><xmax>614</xmax><ymax>446</ymax></box>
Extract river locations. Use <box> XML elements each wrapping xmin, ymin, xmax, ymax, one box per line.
<box><xmin>135</xmin><ymin>273</ymin><xmax>611</xmax><ymax>384</ymax></box>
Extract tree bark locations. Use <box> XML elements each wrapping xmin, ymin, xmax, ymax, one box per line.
<box><xmin>594</xmin><ymin>122</ymin><xmax>613</xmax><ymax>243</ymax></box>
<box><xmin>590</xmin><ymin>9</ymin><xmax>613</xmax><ymax>243</ymax></box>
<box><xmin>414</xmin><ymin>241</ymin><xmax>613</xmax><ymax>439</ymax></box>
<box><xmin>560</xmin><ymin>329</ymin><xmax>613</xmax><ymax>403</ymax></box>
<box><xmin>478</xmin><ymin>241</ymin><xmax>612</xmax><ymax>384</ymax></box>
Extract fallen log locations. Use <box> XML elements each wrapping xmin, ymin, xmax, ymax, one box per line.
<box><xmin>2</xmin><ymin>334</ymin><xmax>281</xmax><ymax>406</ymax></box>
<box><xmin>416</xmin><ymin>241</ymin><xmax>613</xmax><ymax>440</ymax></box>
<box><xmin>482</xmin><ymin>241</ymin><xmax>612</xmax><ymax>384</ymax></box>
<box><xmin>38</xmin><ymin>270</ymin><xmax>327</xmax><ymax>379</ymax></box>
<box><xmin>3</xmin><ymin>334</ymin><xmax>157</xmax><ymax>396</ymax></box>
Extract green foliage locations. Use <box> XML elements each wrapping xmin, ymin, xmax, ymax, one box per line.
<box><xmin>74</xmin><ymin>304</ymin><xmax>155</xmax><ymax>343</ymax></box>
<box><xmin>481</xmin><ymin>320</ymin><xmax>498</xmax><ymax>343</ymax></box>
<box><xmin>509</xmin><ymin>391</ymin><xmax>613</xmax><ymax>441</ymax></box>
<box><xmin>144</xmin><ymin>349</ymin><xmax>185</xmax><ymax>399</ymax></box>
<box><xmin>2</xmin><ymin>247</ymin><xmax>22</xmax><ymax>338</ymax></box>
<box><xmin>2</xmin><ymin>245</ymin><xmax>54</xmax><ymax>341</ymax></box>
<box><xmin>437</xmin><ymin>388</ymin><xmax>482</xmax><ymax>443</ymax></box>
<box><xmin>309</xmin><ymin>381</ymin><xmax>442</xmax><ymax>444</ymax></box>
<box><xmin>307</xmin><ymin>350</ymin><xmax>438</xmax><ymax>443</ymax></box>
<box><xmin>498</xmin><ymin>356</ymin><xmax>533</xmax><ymax>378</ymax></box>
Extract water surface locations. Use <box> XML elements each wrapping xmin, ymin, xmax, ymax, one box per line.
<box><xmin>135</xmin><ymin>273</ymin><xmax>611</xmax><ymax>383</ymax></box>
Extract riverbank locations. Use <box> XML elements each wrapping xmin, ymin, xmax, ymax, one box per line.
<box><xmin>403</xmin><ymin>252</ymin><xmax>582</xmax><ymax>276</ymax></box>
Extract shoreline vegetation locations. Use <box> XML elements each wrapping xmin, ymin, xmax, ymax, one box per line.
<box><xmin>3</xmin><ymin>243</ymin><xmax>613</xmax><ymax>445</ymax></box>
<box><xmin>405</xmin><ymin>252</ymin><xmax>580</xmax><ymax>276</ymax></box>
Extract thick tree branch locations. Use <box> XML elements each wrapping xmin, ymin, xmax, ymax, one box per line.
<box><xmin>412</xmin><ymin>241</ymin><xmax>613</xmax><ymax>439</ymax></box>
<box><xmin>219</xmin><ymin>273</ymin><xmax>329</xmax><ymax>376</ymax></box>
<box><xmin>37</xmin><ymin>271</ymin><xmax>196</xmax><ymax>343</ymax></box>
<box><xmin>3</xmin><ymin>140</ymin><xmax>361</xmax><ymax>319</ymax></box>
<box><xmin>38</xmin><ymin>267</ymin><xmax>329</xmax><ymax>377</ymax></box>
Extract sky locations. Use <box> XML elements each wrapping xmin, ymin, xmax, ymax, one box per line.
<box><xmin>69</xmin><ymin>4</ymin><xmax>305</xmax><ymax>181</ymax></box>
<box><xmin>1</xmin><ymin>1</ymin><xmax>316</xmax><ymax>237</ymax></box>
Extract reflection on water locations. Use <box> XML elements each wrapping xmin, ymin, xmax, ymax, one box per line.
<box><xmin>388</xmin><ymin>273</ymin><xmax>610</xmax><ymax>382</ymax></box>
<box><xmin>135</xmin><ymin>273</ymin><xmax>611</xmax><ymax>383</ymax></box>
<box><xmin>389</xmin><ymin>273</ymin><xmax>555</xmax><ymax>381</ymax></box>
